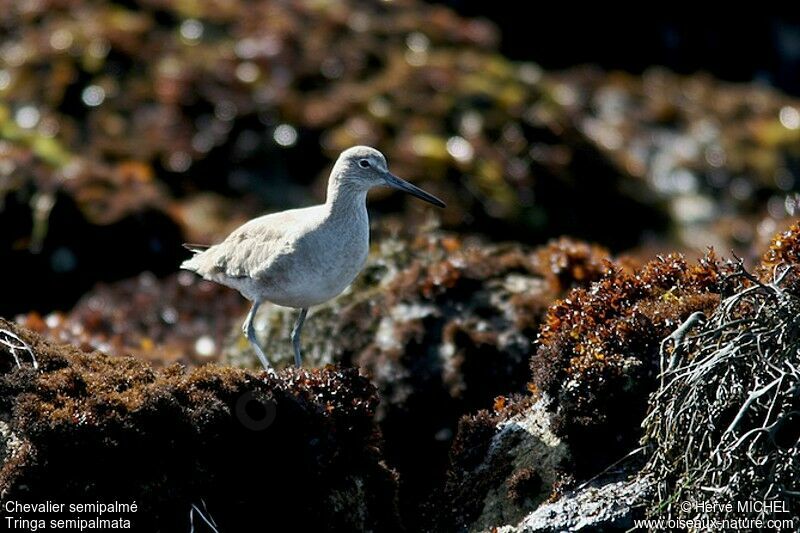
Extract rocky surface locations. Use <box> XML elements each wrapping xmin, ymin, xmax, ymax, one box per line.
<box><xmin>12</xmin><ymin>225</ymin><xmax>620</xmax><ymax>527</ymax></box>
<box><xmin>497</xmin><ymin>476</ymin><xmax>651</xmax><ymax>532</ymax></box>
<box><xmin>0</xmin><ymin>317</ymin><xmax>399</xmax><ymax>532</ymax></box>
<box><xmin>5</xmin><ymin>225</ymin><xmax>800</xmax><ymax>531</ymax></box>
<box><xmin>434</xmin><ymin>223</ymin><xmax>800</xmax><ymax>532</ymax></box>
<box><xmin>434</xmin><ymin>397</ymin><xmax>569</xmax><ymax>531</ymax></box>
<box><xmin>429</xmin><ymin>251</ymin><xmax>729</xmax><ymax>531</ymax></box>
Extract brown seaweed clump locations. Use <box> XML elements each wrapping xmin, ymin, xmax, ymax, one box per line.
<box><xmin>0</xmin><ymin>318</ymin><xmax>399</xmax><ymax>532</ymax></box>
<box><xmin>759</xmin><ymin>221</ymin><xmax>800</xmax><ymax>293</ymax></box>
<box><xmin>433</xmin><ymin>251</ymin><xmax>732</xmax><ymax>532</ymax></box>
<box><xmin>432</xmin><ymin>224</ymin><xmax>800</xmax><ymax>532</ymax></box>
<box><xmin>531</xmin><ymin>237</ymin><xmax>620</xmax><ymax>294</ymax></box>
<box><xmin>369</xmin><ymin>235</ymin><xmax>618</xmax><ymax>415</ymax></box>
<box><xmin>531</xmin><ymin>251</ymin><xmax>733</xmax><ymax>476</ymax></box>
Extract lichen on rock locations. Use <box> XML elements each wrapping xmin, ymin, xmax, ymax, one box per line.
<box><xmin>495</xmin><ymin>476</ymin><xmax>652</xmax><ymax>532</ymax></box>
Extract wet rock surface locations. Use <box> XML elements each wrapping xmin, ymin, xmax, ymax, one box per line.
<box><xmin>0</xmin><ymin>318</ymin><xmax>399</xmax><ymax>532</ymax></box>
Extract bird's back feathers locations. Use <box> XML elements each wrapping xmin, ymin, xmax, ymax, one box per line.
<box><xmin>179</xmin><ymin>206</ymin><xmax>327</xmax><ymax>281</ymax></box>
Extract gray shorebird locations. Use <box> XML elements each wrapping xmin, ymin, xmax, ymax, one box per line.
<box><xmin>181</xmin><ymin>146</ymin><xmax>445</xmax><ymax>371</ymax></box>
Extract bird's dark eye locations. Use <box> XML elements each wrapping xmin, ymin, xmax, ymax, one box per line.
<box><xmin>358</xmin><ymin>159</ymin><xmax>370</xmax><ymax>168</ymax></box>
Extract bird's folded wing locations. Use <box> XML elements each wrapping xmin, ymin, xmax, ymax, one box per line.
<box><xmin>201</xmin><ymin>208</ymin><xmax>314</xmax><ymax>279</ymax></box>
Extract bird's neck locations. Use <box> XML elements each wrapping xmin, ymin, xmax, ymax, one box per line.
<box><xmin>326</xmin><ymin>180</ymin><xmax>368</xmax><ymax>218</ymax></box>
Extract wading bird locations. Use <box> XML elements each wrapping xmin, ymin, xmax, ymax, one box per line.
<box><xmin>181</xmin><ymin>146</ymin><xmax>445</xmax><ymax>371</ymax></box>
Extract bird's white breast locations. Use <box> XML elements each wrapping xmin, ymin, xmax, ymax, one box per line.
<box><xmin>253</xmin><ymin>203</ymin><xmax>370</xmax><ymax>308</ymax></box>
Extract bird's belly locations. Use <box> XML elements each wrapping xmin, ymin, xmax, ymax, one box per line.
<box><xmin>266</xmin><ymin>277</ymin><xmax>349</xmax><ymax>308</ymax></box>
<box><xmin>257</xmin><ymin>242</ymin><xmax>367</xmax><ymax>308</ymax></box>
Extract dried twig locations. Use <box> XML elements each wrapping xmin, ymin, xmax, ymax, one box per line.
<box><xmin>189</xmin><ymin>499</ymin><xmax>220</xmax><ymax>533</ymax></box>
<box><xmin>0</xmin><ymin>328</ymin><xmax>38</xmax><ymax>369</ymax></box>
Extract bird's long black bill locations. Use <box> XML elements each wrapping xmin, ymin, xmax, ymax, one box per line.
<box><xmin>384</xmin><ymin>172</ymin><xmax>446</xmax><ymax>208</ymax></box>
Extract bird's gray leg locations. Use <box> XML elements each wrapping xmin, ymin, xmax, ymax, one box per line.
<box><xmin>243</xmin><ymin>300</ymin><xmax>273</xmax><ymax>373</ymax></box>
<box><xmin>291</xmin><ymin>308</ymin><xmax>308</xmax><ymax>367</ymax></box>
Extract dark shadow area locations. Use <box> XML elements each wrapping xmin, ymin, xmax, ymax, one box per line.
<box><xmin>429</xmin><ymin>6</ymin><xmax>800</xmax><ymax>96</ymax></box>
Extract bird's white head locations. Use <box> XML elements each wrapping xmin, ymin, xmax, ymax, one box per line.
<box><xmin>329</xmin><ymin>145</ymin><xmax>445</xmax><ymax>207</ymax></box>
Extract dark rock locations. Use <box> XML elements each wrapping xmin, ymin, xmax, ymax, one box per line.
<box><xmin>0</xmin><ymin>186</ymin><xmax>184</xmax><ymax>318</ymax></box>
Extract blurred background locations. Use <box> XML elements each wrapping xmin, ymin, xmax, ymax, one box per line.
<box><xmin>1</xmin><ymin>2</ymin><xmax>799</xmax><ymax>360</ymax></box>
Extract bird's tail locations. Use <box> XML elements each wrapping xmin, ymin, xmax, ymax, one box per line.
<box><xmin>183</xmin><ymin>243</ymin><xmax>211</xmax><ymax>253</ymax></box>
<box><xmin>181</xmin><ymin>243</ymin><xmax>211</xmax><ymax>272</ymax></box>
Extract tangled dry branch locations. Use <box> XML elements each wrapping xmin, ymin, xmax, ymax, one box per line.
<box><xmin>0</xmin><ymin>328</ymin><xmax>38</xmax><ymax>370</ymax></box>
<box><xmin>189</xmin><ymin>500</ymin><xmax>220</xmax><ymax>533</ymax></box>
<box><xmin>641</xmin><ymin>262</ymin><xmax>800</xmax><ymax>521</ymax></box>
